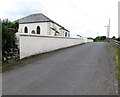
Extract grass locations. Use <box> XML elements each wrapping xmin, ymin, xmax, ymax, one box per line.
<box><xmin>2</xmin><ymin>59</ymin><xmax>22</xmax><ymax>72</ymax></box>
<box><xmin>109</xmin><ymin>43</ymin><xmax>120</xmax><ymax>84</ymax></box>
<box><xmin>0</xmin><ymin>64</ymin><xmax>2</xmax><ymax>72</ymax></box>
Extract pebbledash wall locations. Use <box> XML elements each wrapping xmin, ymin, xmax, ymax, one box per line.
<box><xmin>18</xmin><ymin>34</ymin><xmax>92</xmax><ymax>59</ymax></box>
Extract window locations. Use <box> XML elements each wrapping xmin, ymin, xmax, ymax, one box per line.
<box><xmin>37</xmin><ymin>26</ymin><xmax>40</xmax><ymax>34</ymax></box>
<box><xmin>65</xmin><ymin>32</ymin><xmax>67</xmax><ymax>37</ymax></box>
<box><xmin>24</xmin><ymin>26</ymin><xmax>28</xmax><ymax>33</ymax></box>
<box><xmin>31</xmin><ymin>30</ymin><xmax>35</xmax><ymax>34</ymax></box>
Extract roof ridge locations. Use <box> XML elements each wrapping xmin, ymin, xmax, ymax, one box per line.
<box><xmin>18</xmin><ymin>13</ymin><xmax>70</xmax><ymax>32</ymax></box>
<box><xmin>38</xmin><ymin>13</ymin><xmax>53</xmax><ymax>22</ymax></box>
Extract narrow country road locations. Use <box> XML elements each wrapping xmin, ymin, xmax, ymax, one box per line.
<box><xmin>3</xmin><ymin>42</ymin><xmax>117</xmax><ymax>95</ymax></box>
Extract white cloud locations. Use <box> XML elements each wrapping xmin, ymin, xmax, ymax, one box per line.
<box><xmin>0</xmin><ymin>0</ymin><xmax>119</xmax><ymax>38</ymax></box>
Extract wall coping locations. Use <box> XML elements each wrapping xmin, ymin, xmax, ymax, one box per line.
<box><xmin>19</xmin><ymin>34</ymin><xmax>84</xmax><ymax>40</ymax></box>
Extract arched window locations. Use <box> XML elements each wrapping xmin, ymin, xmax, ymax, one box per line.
<box><xmin>24</xmin><ymin>26</ymin><xmax>28</xmax><ymax>33</ymax></box>
<box><xmin>65</xmin><ymin>32</ymin><xmax>67</xmax><ymax>37</ymax></box>
<box><xmin>31</xmin><ymin>30</ymin><xmax>35</xmax><ymax>34</ymax></box>
<box><xmin>37</xmin><ymin>26</ymin><xmax>40</xmax><ymax>34</ymax></box>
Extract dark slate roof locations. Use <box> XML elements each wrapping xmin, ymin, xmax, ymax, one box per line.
<box><xmin>18</xmin><ymin>13</ymin><xmax>69</xmax><ymax>32</ymax></box>
<box><xmin>18</xmin><ymin>13</ymin><xmax>52</xmax><ymax>24</ymax></box>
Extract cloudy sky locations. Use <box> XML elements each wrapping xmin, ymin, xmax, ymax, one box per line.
<box><xmin>0</xmin><ymin>0</ymin><xmax>119</xmax><ymax>38</ymax></box>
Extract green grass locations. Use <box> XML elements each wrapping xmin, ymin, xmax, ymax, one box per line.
<box><xmin>2</xmin><ymin>59</ymin><xmax>23</xmax><ymax>72</ymax></box>
<box><xmin>0</xmin><ymin>64</ymin><xmax>2</xmax><ymax>72</ymax></box>
<box><xmin>109</xmin><ymin>43</ymin><xmax>120</xmax><ymax>84</ymax></box>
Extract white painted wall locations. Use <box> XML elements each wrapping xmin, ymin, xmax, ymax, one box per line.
<box><xmin>18</xmin><ymin>22</ymin><xmax>69</xmax><ymax>37</ymax></box>
<box><xmin>19</xmin><ymin>34</ymin><xmax>85</xmax><ymax>59</ymax></box>
<box><xmin>87</xmin><ymin>39</ymin><xmax>93</xmax><ymax>43</ymax></box>
<box><xmin>47</xmin><ymin>22</ymin><xmax>69</xmax><ymax>37</ymax></box>
<box><xmin>18</xmin><ymin>22</ymin><xmax>48</xmax><ymax>36</ymax></box>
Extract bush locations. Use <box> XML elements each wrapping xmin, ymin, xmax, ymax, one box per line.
<box><xmin>94</xmin><ymin>36</ymin><xmax>107</xmax><ymax>42</ymax></box>
<box><xmin>2</xmin><ymin>19</ymin><xmax>18</xmax><ymax>62</ymax></box>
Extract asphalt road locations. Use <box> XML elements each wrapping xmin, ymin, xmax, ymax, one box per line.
<box><xmin>2</xmin><ymin>42</ymin><xmax>117</xmax><ymax>95</ymax></box>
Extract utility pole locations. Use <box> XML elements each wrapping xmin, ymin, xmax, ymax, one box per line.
<box><xmin>108</xmin><ymin>19</ymin><xmax>110</xmax><ymax>38</ymax></box>
<box><xmin>104</xmin><ymin>19</ymin><xmax>110</xmax><ymax>41</ymax></box>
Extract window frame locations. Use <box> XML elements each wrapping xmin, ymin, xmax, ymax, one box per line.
<box><xmin>36</xmin><ymin>26</ymin><xmax>40</xmax><ymax>34</ymax></box>
<box><xmin>24</xmin><ymin>26</ymin><xmax>28</xmax><ymax>33</ymax></box>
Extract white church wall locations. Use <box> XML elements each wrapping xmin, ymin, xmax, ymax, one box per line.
<box><xmin>19</xmin><ymin>34</ymin><xmax>86</xmax><ymax>59</ymax></box>
<box><xmin>18</xmin><ymin>22</ymin><xmax>48</xmax><ymax>35</ymax></box>
<box><xmin>18</xmin><ymin>22</ymin><xmax>68</xmax><ymax>37</ymax></box>
<box><xmin>48</xmin><ymin>22</ymin><xmax>69</xmax><ymax>37</ymax></box>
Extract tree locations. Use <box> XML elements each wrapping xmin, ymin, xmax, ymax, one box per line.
<box><xmin>94</xmin><ymin>36</ymin><xmax>107</xmax><ymax>42</ymax></box>
<box><xmin>112</xmin><ymin>36</ymin><xmax>116</xmax><ymax>39</ymax></box>
<box><xmin>87</xmin><ymin>37</ymin><xmax>93</xmax><ymax>40</ymax></box>
<box><xmin>116</xmin><ymin>37</ymin><xmax>120</xmax><ymax>41</ymax></box>
<box><xmin>2</xmin><ymin>19</ymin><xmax>18</xmax><ymax>62</ymax></box>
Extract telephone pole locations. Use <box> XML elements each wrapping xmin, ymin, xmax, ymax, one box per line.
<box><xmin>108</xmin><ymin>19</ymin><xmax>110</xmax><ymax>38</ymax></box>
<box><xmin>104</xmin><ymin>19</ymin><xmax>110</xmax><ymax>40</ymax></box>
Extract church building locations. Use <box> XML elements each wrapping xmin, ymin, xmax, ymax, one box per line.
<box><xmin>17</xmin><ymin>13</ymin><xmax>70</xmax><ymax>37</ymax></box>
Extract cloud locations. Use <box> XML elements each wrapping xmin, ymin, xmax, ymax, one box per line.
<box><xmin>0</xmin><ymin>0</ymin><xmax>119</xmax><ymax>38</ymax></box>
<box><xmin>0</xmin><ymin>0</ymin><xmax>46</xmax><ymax>20</ymax></box>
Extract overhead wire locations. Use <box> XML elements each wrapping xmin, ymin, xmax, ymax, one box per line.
<box><xmin>67</xmin><ymin>0</ymin><xmax>118</xmax><ymax>37</ymax></box>
<box><xmin>68</xmin><ymin>1</ymin><xmax>103</xmax><ymax>28</ymax></box>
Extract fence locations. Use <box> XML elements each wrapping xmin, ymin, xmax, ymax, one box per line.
<box><xmin>112</xmin><ymin>40</ymin><xmax>120</xmax><ymax>48</ymax></box>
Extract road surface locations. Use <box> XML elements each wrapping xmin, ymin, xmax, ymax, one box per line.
<box><xmin>2</xmin><ymin>42</ymin><xmax>117</xmax><ymax>95</ymax></box>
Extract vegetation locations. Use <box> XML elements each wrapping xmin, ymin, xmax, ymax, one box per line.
<box><xmin>94</xmin><ymin>36</ymin><xmax>107</xmax><ymax>42</ymax></box>
<box><xmin>116</xmin><ymin>37</ymin><xmax>120</xmax><ymax>41</ymax></box>
<box><xmin>87</xmin><ymin>37</ymin><xmax>94</xmax><ymax>40</ymax></box>
<box><xmin>2</xmin><ymin>19</ymin><xmax>19</xmax><ymax>63</ymax></box>
<box><xmin>94</xmin><ymin>36</ymin><xmax>120</xmax><ymax>83</ymax></box>
<box><xmin>2</xmin><ymin>59</ymin><xmax>21</xmax><ymax>71</ymax></box>
<box><xmin>109</xmin><ymin>39</ymin><xmax>120</xmax><ymax>84</ymax></box>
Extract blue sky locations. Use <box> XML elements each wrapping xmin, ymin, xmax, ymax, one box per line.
<box><xmin>0</xmin><ymin>0</ymin><xmax>119</xmax><ymax>38</ymax></box>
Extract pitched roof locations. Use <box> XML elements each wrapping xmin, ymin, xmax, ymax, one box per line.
<box><xmin>18</xmin><ymin>13</ymin><xmax>69</xmax><ymax>32</ymax></box>
<box><xmin>18</xmin><ymin>13</ymin><xmax>52</xmax><ymax>24</ymax></box>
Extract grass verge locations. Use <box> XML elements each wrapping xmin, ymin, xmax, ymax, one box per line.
<box><xmin>109</xmin><ymin>43</ymin><xmax>120</xmax><ymax>84</ymax></box>
<box><xmin>2</xmin><ymin>59</ymin><xmax>22</xmax><ymax>72</ymax></box>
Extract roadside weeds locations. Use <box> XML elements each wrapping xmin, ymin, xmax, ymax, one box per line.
<box><xmin>109</xmin><ymin>43</ymin><xmax>120</xmax><ymax>84</ymax></box>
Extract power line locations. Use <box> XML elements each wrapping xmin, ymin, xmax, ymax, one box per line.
<box><xmin>67</xmin><ymin>0</ymin><xmax>117</xmax><ymax>37</ymax></box>
<box><xmin>108</xmin><ymin>0</ymin><xmax>119</xmax><ymax>17</ymax></box>
<box><xmin>68</xmin><ymin>1</ymin><xmax>102</xmax><ymax>27</ymax></box>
